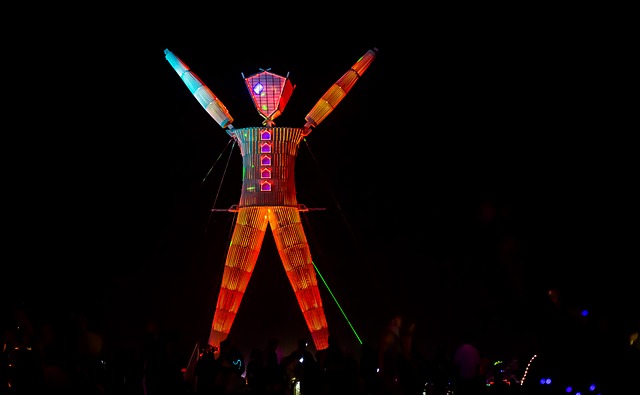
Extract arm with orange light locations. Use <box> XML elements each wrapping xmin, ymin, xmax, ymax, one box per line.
<box><xmin>164</xmin><ymin>49</ymin><xmax>235</xmax><ymax>133</ymax></box>
<box><xmin>303</xmin><ymin>48</ymin><xmax>378</xmax><ymax>135</ymax></box>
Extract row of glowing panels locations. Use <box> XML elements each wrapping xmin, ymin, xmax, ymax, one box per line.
<box><xmin>258</xmin><ymin>129</ymin><xmax>275</xmax><ymax>191</ymax></box>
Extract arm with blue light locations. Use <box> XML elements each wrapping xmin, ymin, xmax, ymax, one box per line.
<box><xmin>164</xmin><ymin>49</ymin><xmax>235</xmax><ymax>132</ymax></box>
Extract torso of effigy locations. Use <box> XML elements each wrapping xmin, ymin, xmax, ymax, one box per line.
<box><xmin>229</xmin><ymin>127</ymin><xmax>305</xmax><ymax>208</ymax></box>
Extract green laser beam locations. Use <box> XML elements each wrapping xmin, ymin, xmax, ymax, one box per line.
<box><xmin>312</xmin><ymin>261</ymin><xmax>362</xmax><ymax>345</ymax></box>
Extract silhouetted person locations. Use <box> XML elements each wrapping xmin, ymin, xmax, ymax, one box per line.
<box><xmin>194</xmin><ymin>344</ymin><xmax>217</xmax><ymax>394</ymax></box>
<box><xmin>279</xmin><ymin>352</ymin><xmax>298</xmax><ymax>394</ymax></box>
<box><xmin>430</xmin><ymin>344</ymin><xmax>454</xmax><ymax>395</ymax></box>
<box><xmin>246</xmin><ymin>347</ymin><xmax>267</xmax><ymax>394</ymax></box>
<box><xmin>343</xmin><ymin>349</ymin><xmax>360</xmax><ymax>395</ymax></box>
<box><xmin>290</xmin><ymin>338</ymin><xmax>320</xmax><ymax>395</ymax></box>
<box><xmin>484</xmin><ymin>359</ymin><xmax>513</xmax><ymax>395</ymax></box>
<box><xmin>213</xmin><ymin>337</ymin><xmax>247</xmax><ymax>394</ymax></box>
<box><xmin>358</xmin><ymin>340</ymin><xmax>380</xmax><ymax>395</ymax></box>
<box><xmin>377</xmin><ymin>314</ymin><xmax>403</xmax><ymax>395</ymax></box>
<box><xmin>141</xmin><ymin>323</ymin><xmax>185</xmax><ymax>395</ymax></box>
<box><xmin>316</xmin><ymin>335</ymin><xmax>349</xmax><ymax>395</ymax></box>
<box><xmin>264</xmin><ymin>338</ymin><xmax>283</xmax><ymax>395</ymax></box>
<box><xmin>397</xmin><ymin>316</ymin><xmax>427</xmax><ymax>395</ymax></box>
<box><xmin>5</xmin><ymin>327</ymin><xmax>45</xmax><ymax>394</ymax></box>
<box><xmin>107</xmin><ymin>346</ymin><xmax>143</xmax><ymax>395</ymax></box>
<box><xmin>452</xmin><ymin>333</ymin><xmax>483</xmax><ymax>395</ymax></box>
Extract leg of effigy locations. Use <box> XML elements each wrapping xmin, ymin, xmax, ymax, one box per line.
<box><xmin>268</xmin><ymin>206</ymin><xmax>329</xmax><ymax>351</ymax></box>
<box><xmin>209</xmin><ymin>206</ymin><xmax>269</xmax><ymax>350</ymax></box>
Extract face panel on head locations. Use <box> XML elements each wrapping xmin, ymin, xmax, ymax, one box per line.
<box><xmin>244</xmin><ymin>70</ymin><xmax>295</xmax><ymax>125</ymax></box>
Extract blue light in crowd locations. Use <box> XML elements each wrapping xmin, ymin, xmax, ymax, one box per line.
<box><xmin>581</xmin><ymin>309</ymin><xmax>589</xmax><ymax>317</ymax></box>
<box><xmin>540</xmin><ymin>378</ymin><xmax>552</xmax><ymax>385</ymax></box>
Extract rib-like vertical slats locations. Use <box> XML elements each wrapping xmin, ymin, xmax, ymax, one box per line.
<box><xmin>304</xmin><ymin>307</ymin><xmax>327</xmax><ymax>330</ymax></box>
<box><xmin>209</xmin><ymin>227</ymin><xmax>329</xmax><ymax>350</ymax></box>
<box><xmin>164</xmin><ymin>49</ymin><xmax>234</xmax><ymax>128</ymax></box>
<box><xmin>231</xmin><ymin>127</ymin><xmax>304</xmax><ymax>207</ymax></box>
<box><xmin>168</xmin><ymin>49</ymin><xmax>379</xmax><ymax>354</ymax></box>
<box><xmin>210</xmin><ymin>127</ymin><xmax>329</xmax><ymax>350</ymax></box>
<box><xmin>273</xmin><ymin>221</ymin><xmax>306</xmax><ymax>248</ymax></box>
<box><xmin>269</xmin><ymin>207</ymin><xmax>328</xmax><ymax>348</ymax></box>
<box><xmin>209</xmin><ymin>137</ymin><xmax>329</xmax><ymax>352</ymax></box>
<box><xmin>210</xmin><ymin>207</ymin><xmax>270</xmax><ymax>350</ymax></box>
<box><xmin>304</xmin><ymin>48</ymin><xmax>377</xmax><ymax>129</ymax></box>
<box><xmin>305</xmin><ymin>309</ymin><xmax>330</xmax><ymax>350</ymax></box>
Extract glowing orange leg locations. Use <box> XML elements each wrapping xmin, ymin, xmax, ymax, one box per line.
<box><xmin>209</xmin><ymin>207</ymin><xmax>269</xmax><ymax>350</ymax></box>
<box><xmin>208</xmin><ymin>206</ymin><xmax>329</xmax><ymax>351</ymax></box>
<box><xmin>269</xmin><ymin>206</ymin><xmax>329</xmax><ymax>351</ymax></box>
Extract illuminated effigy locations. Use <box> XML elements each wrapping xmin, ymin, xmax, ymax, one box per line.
<box><xmin>165</xmin><ymin>47</ymin><xmax>377</xmax><ymax>352</ymax></box>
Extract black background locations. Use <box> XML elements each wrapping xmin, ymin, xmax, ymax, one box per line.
<box><xmin>4</xmin><ymin>5</ymin><xmax>636</xmax><ymax>369</ymax></box>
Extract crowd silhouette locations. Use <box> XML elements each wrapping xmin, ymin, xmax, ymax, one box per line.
<box><xmin>2</xmin><ymin>299</ymin><xmax>639</xmax><ymax>394</ymax></box>
<box><xmin>2</xmin><ymin>196</ymin><xmax>637</xmax><ymax>394</ymax></box>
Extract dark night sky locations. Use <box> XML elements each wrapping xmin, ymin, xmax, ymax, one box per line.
<box><xmin>5</xmin><ymin>6</ymin><xmax>636</xmax><ymax>366</ymax></box>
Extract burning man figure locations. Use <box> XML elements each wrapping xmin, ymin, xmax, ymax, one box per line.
<box><xmin>165</xmin><ymin>47</ymin><xmax>377</xmax><ymax>352</ymax></box>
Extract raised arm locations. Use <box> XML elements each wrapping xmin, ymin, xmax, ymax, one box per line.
<box><xmin>303</xmin><ymin>48</ymin><xmax>378</xmax><ymax>135</ymax></box>
<box><xmin>164</xmin><ymin>49</ymin><xmax>235</xmax><ymax>131</ymax></box>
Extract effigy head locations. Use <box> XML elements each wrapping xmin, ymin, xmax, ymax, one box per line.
<box><xmin>243</xmin><ymin>69</ymin><xmax>295</xmax><ymax>126</ymax></box>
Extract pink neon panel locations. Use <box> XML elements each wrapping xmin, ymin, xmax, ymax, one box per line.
<box><xmin>244</xmin><ymin>71</ymin><xmax>295</xmax><ymax>123</ymax></box>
